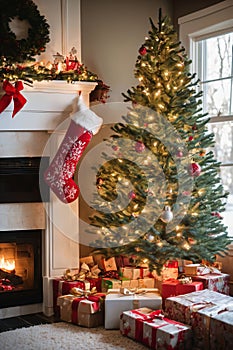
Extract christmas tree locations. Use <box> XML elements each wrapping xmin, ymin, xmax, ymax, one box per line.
<box><xmin>88</xmin><ymin>10</ymin><xmax>232</xmax><ymax>273</ymax></box>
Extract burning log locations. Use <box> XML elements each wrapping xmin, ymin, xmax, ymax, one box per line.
<box><xmin>0</xmin><ymin>268</ymin><xmax>23</xmax><ymax>285</ymax></box>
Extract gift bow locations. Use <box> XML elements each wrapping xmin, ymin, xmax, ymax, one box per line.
<box><xmin>0</xmin><ymin>80</ymin><xmax>27</xmax><ymax>117</ymax></box>
<box><xmin>177</xmin><ymin>275</ymin><xmax>192</xmax><ymax>284</ymax></box>
<box><xmin>70</xmin><ymin>286</ymin><xmax>98</xmax><ymax>298</ymax></box>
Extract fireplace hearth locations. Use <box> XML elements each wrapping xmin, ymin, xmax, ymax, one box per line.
<box><xmin>0</xmin><ymin>230</ymin><xmax>42</xmax><ymax>309</ymax></box>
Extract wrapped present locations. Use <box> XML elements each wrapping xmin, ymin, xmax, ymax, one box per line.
<box><xmin>121</xmin><ymin>278</ymin><xmax>138</xmax><ymax>289</ymax></box>
<box><xmin>120</xmin><ymin>308</ymin><xmax>162</xmax><ymax>342</ymax></box>
<box><xmin>53</xmin><ymin>277</ymin><xmax>102</xmax><ymax>315</ymax></box>
<box><xmin>192</xmin><ymin>272</ymin><xmax>230</xmax><ymax>295</ymax></box>
<box><xmin>164</xmin><ymin>260</ymin><xmax>178</xmax><ymax>268</ymax></box>
<box><xmin>176</xmin><ymin>280</ymin><xmax>203</xmax><ymax>295</ymax></box>
<box><xmin>210</xmin><ymin>304</ymin><xmax>233</xmax><ymax>349</ymax></box>
<box><xmin>165</xmin><ymin>289</ymin><xmax>233</xmax><ymax>325</ymax></box>
<box><xmin>101</xmin><ymin>278</ymin><xmax>122</xmax><ymax>292</ymax></box>
<box><xmin>191</xmin><ymin>302</ymin><xmax>233</xmax><ymax>349</ymax></box>
<box><xmin>140</xmin><ymin>267</ymin><xmax>151</xmax><ymax>278</ymax></box>
<box><xmin>53</xmin><ymin>278</ymin><xmax>91</xmax><ymax>315</ymax></box>
<box><xmin>105</xmin><ymin>287</ymin><xmax>162</xmax><ymax>329</ymax></box>
<box><xmin>161</xmin><ymin>279</ymin><xmax>180</xmax><ymax>299</ymax></box>
<box><xmin>184</xmin><ymin>263</ymin><xmax>221</xmax><ymax>276</ymax></box>
<box><xmin>152</xmin><ymin>261</ymin><xmax>179</xmax><ymax>283</ymax></box>
<box><xmin>138</xmin><ymin>278</ymin><xmax>155</xmax><ymax>289</ymax></box>
<box><xmin>79</xmin><ymin>255</ymin><xmax>95</xmax><ymax>267</ymax></box>
<box><xmin>102</xmin><ymin>257</ymin><xmax>117</xmax><ymax>271</ymax></box>
<box><xmin>115</xmin><ymin>255</ymin><xmax>136</xmax><ymax>268</ymax></box>
<box><xmin>57</xmin><ymin>289</ymin><xmax>106</xmax><ymax>328</ymax></box>
<box><xmin>119</xmin><ymin>267</ymin><xmax>141</xmax><ymax>280</ymax></box>
<box><xmin>142</xmin><ymin>314</ymin><xmax>192</xmax><ymax>349</ymax></box>
<box><xmin>162</xmin><ymin>278</ymin><xmax>203</xmax><ymax>299</ymax></box>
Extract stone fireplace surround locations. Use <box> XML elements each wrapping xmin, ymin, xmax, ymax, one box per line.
<box><xmin>0</xmin><ymin>81</ymin><xmax>96</xmax><ymax>319</ymax></box>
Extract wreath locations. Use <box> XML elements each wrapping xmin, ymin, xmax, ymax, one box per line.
<box><xmin>0</xmin><ymin>0</ymin><xmax>50</xmax><ymax>63</ymax></box>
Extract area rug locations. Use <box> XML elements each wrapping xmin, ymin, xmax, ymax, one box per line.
<box><xmin>0</xmin><ymin>322</ymin><xmax>148</xmax><ymax>350</ymax></box>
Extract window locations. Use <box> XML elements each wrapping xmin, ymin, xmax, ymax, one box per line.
<box><xmin>178</xmin><ymin>0</ymin><xmax>233</xmax><ymax>236</ymax></box>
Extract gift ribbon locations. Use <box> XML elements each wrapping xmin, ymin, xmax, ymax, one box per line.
<box><xmin>0</xmin><ymin>80</ymin><xmax>27</xmax><ymax>117</ymax></box>
<box><xmin>147</xmin><ymin>316</ymin><xmax>187</xmax><ymax>348</ymax></box>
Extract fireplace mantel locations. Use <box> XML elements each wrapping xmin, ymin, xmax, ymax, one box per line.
<box><xmin>0</xmin><ymin>81</ymin><xmax>97</xmax><ymax>131</ymax></box>
<box><xmin>0</xmin><ymin>80</ymin><xmax>97</xmax><ymax>318</ymax></box>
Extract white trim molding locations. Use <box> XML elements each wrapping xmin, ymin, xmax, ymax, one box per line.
<box><xmin>178</xmin><ymin>0</ymin><xmax>233</xmax><ymax>57</ymax></box>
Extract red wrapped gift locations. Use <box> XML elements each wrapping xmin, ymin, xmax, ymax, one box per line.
<box><xmin>53</xmin><ymin>277</ymin><xmax>102</xmax><ymax>315</ymax></box>
<box><xmin>177</xmin><ymin>281</ymin><xmax>203</xmax><ymax>295</ymax></box>
<box><xmin>162</xmin><ymin>279</ymin><xmax>180</xmax><ymax>299</ymax></box>
<box><xmin>162</xmin><ymin>278</ymin><xmax>203</xmax><ymax>299</ymax></box>
<box><xmin>120</xmin><ymin>308</ymin><xmax>164</xmax><ymax>342</ymax></box>
<box><xmin>164</xmin><ymin>260</ymin><xmax>179</xmax><ymax>268</ymax></box>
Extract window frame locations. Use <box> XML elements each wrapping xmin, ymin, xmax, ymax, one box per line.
<box><xmin>178</xmin><ymin>0</ymin><xmax>233</xmax><ymax>238</ymax></box>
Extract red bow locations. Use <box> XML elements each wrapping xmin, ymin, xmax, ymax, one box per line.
<box><xmin>0</xmin><ymin>80</ymin><xmax>27</xmax><ymax>117</ymax></box>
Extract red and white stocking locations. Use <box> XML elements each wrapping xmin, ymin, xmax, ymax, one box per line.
<box><xmin>44</xmin><ymin>95</ymin><xmax>103</xmax><ymax>203</ymax></box>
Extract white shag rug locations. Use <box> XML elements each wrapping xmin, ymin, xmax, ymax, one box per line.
<box><xmin>0</xmin><ymin>322</ymin><xmax>149</xmax><ymax>350</ymax></box>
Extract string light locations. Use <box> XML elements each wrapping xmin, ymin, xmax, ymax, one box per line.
<box><xmin>183</xmin><ymin>242</ymin><xmax>190</xmax><ymax>250</ymax></box>
<box><xmin>158</xmin><ymin>103</ymin><xmax>165</xmax><ymax>109</ymax></box>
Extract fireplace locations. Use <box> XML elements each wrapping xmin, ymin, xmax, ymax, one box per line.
<box><xmin>0</xmin><ymin>81</ymin><xmax>96</xmax><ymax>318</ymax></box>
<box><xmin>0</xmin><ymin>230</ymin><xmax>42</xmax><ymax>308</ymax></box>
<box><xmin>0</xmin><ymin>156</ymin><xmax>48</xmax><ymax>309</ymax></box>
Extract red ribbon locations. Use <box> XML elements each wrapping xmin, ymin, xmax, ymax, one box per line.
<box><xmin>0</xmin><ymin>80</ymin><xmax>27</xmax><ymax>117</ymax></box>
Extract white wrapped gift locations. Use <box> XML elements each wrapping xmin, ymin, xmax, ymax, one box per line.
<box><xmin>105</xmin><ymin>288</ymin><xmax>162</xmax><ymax>329</ymax></box>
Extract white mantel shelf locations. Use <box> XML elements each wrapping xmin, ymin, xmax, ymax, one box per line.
<box><xmin>0</xmin><ymin>80</ymin><xmax>97</xmax><ymax>131</ymax></box>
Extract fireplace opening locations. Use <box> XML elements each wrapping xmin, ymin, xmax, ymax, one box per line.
<box><xmin>0</xmin><ymin>157</ymin><xmax>49</xmax><ymax>203</ymax></box>
<box><xmin>0</xmin><ymin>230</ymin><xmax>42</xmax><ymax>308</ymax></box>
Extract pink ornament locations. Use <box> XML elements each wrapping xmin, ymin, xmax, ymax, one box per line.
<box><xmin>128</xmin><ymin>190</ymin><xmax>136</xmax><ymax>199</ymax></box>
<box><xmin>112</xmin><ymin>145</ymin><xmax>119</xmax><ymax>151</ymax></box>
<box><xmin>135</xmin><ymin>141</ymin><xmax>145</xmax><ymax>153</ymax></box>
<box><xmin>177</xmin><ymin>150</ymin><xmax>183</xmax><ymax>157</ymax></box>
<box><xmin>139</xmin><ymin>46</ymin><xmax>147</xmax><ymax>55</ymax></box>
<box><xmin>188</xmin><ymin>163</ymin><xmax>201</xmax><ymax>177</ymax></box>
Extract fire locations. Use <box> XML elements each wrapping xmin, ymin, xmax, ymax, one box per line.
<box><xmin>0</xmin><ymin>256</ymin><xmax>15</xmax><ymax>272</ymax></box>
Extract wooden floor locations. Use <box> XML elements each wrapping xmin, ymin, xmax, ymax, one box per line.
<box><xmin>0</xmin><ymin>312</ymin><xmax>60</xmax><ymax>333</ymax></box>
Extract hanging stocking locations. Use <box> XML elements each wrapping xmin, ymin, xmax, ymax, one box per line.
<box><xmin>44</xmin><ymin>94</ymin><xmax>103</xmax><ymax>203</ymax></box>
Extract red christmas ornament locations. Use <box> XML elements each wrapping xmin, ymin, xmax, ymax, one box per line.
<box><xmin>211</xmin><ymin>212</ymin><xmax>223</xmax><ymax>219</ymax></box>
<box><xmin>188</xmin><ymin>163</ymin><xmax>201</xmax><ymax>177</ymax></box>
<box><xmin>128</xmin><ymin>190</ymin><xmax>136</xmax><ymax>199</ymax></box>
<box><xmin>188</xmin><ymin>237</ymin><xmax>196</xmax><ymax>245</ymax></box>
<box><xmin>139</xmin><ymin>46</ymin><xmax>147</xmax><ymax>55</ymax></box>
<box><xmin>192</xmin><ymin>124</ymin><xmax>197</xmax><ymax>130</ymax></box>
<box><xmin>135</xmin><ymin>141</ymin><xmax>145</xmax><ymax>153</ymax></box>
<box><xmin>189</xmin><ymin>136</ymin><xmax>194</xmax><ymax>141</ymax></box>
<box><xmin>96</xmin><ymin>177</ymin><xmax>104</xmax><ymax>187</ymax></box>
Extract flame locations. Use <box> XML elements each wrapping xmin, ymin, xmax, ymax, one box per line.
<box><xmin>0</xmin><ymin>256</ymin><xmax>15</xmax><ymax>272</ymax></box>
